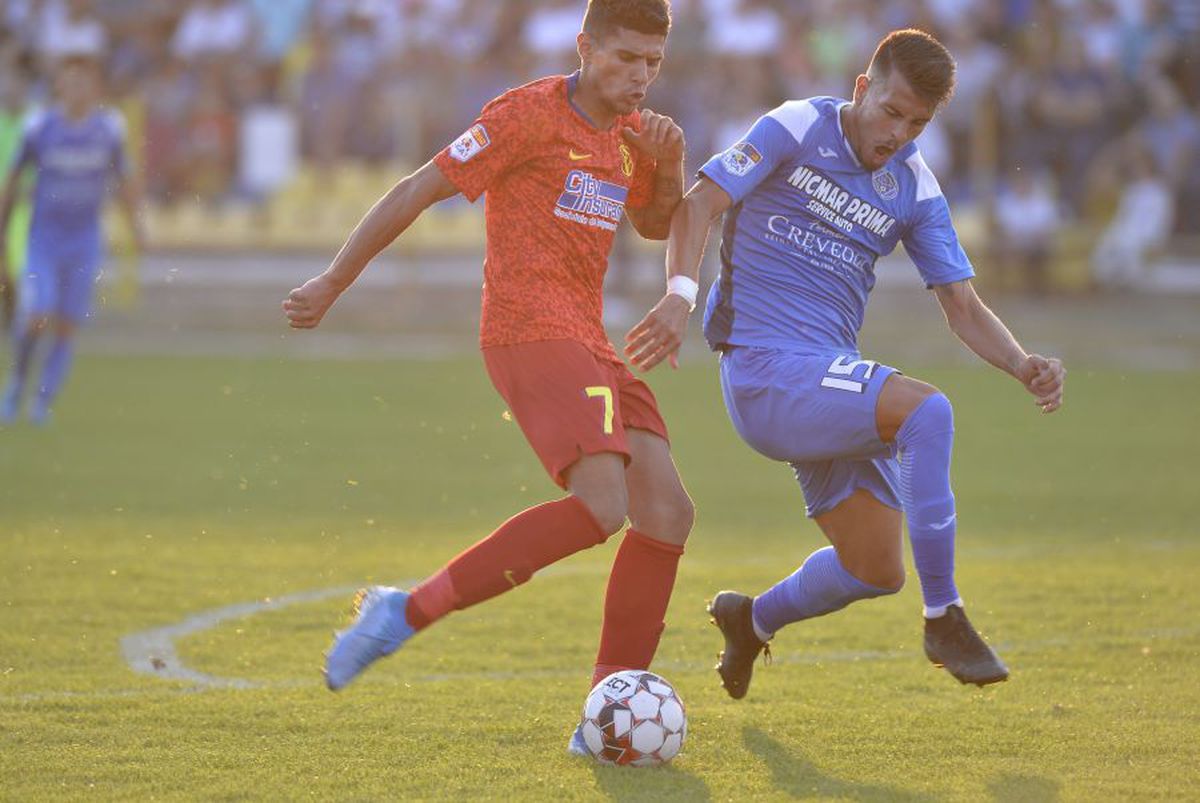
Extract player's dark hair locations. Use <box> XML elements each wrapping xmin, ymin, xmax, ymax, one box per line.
<box><xmin>583</xmin><ymin>0</ymin><xmax>671</xmax><ymax>40</ymax></box>
<box><xmin>867</xmin><ymin>29</ymin><xmax>956</xmax><ymax>107</ymax></box>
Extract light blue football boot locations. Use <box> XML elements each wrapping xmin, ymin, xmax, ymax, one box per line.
<box><xmin>567</xmin><ymin>722</ymin><xmax>590</xmax><ymax>757</ymax></box>
<box><xmin>324</xmin><ymin>586</ymin><xmax>415</xmax><ymax>691</ymax></box>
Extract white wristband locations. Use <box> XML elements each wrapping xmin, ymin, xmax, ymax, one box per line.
<box><xmin>667</xmin><ymin>275</ymin><xmax>698</xmax><ymax>311</ymax></box>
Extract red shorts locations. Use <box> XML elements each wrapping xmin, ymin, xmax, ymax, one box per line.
<box><xmin>483</xmin><ymin>339</ymin><xmax>670</xmax><ymax>488</ymax></box>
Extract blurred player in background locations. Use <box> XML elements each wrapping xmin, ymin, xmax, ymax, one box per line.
<box><xmin>283</xmin><ymin>0</ymin><xmax>694</xmax><ymax>753</ymax></box>
<box><xmin>0</xmin><ymin>51</ymin><xmax>145</xmax><ymax>425</ymax></box>
<box><xmin>626</xmin><ymin>29</ymin><xmax>1066</xmax><ymax>696</ymax></box>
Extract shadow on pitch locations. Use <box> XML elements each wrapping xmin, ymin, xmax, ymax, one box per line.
<box><xmin>589</xmin><ymin>757</ymin><xmax>712</xmax><ymax>801</ymax></box>
<box><xmin>743</xmin><ymin>725</ymin><xmax>937</xmax><ymax>802</ymax></box>
<box><xmin>987</xmin><ymin>772</ymin><xmax>1061</xmax><ymax>802</ymax></box>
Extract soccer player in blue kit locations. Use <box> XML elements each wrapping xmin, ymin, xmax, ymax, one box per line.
<box><xmin>0</xmin><ymin>53</ymin><xmax>144</xmax><ymax>425</ymax></box>
<box><xmin>625</xmin><ymin>29</ymin><xmax>1066</xmax><ymax>692</ymax></box>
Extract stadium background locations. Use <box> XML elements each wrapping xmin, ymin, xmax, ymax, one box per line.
<box><xmin>2</xmin><ymin>0</ymin><xmax>1199</xmax><ymax>301</ymax></box>
<box><xmin>2</xmin><ymin>1</ymin><xmax>1200</xmax><ymax>800</ymax></box>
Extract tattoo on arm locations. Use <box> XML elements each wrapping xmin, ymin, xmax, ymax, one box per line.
<box><xmin>630</xmin><ymin>164</ymin><xmax>683</xmax><ymax>237</ymax></box>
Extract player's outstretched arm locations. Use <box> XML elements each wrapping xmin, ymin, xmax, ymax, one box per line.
<box><xmin>623</xmin><ymin>110</ymin><xmax>685</xmax><ymax>241</ymax></box>
<box><xmin>933</xmin><ymin>280</ymin><xmax>1066</xmax><ymax>413</ymax></box>
<box><xmin>283</xmin><ymin>161</ymin><xmax>459</xmax><ymax>329</ymax></box>
<box><xmin>626</xmin><ymin>178</ymin><xmax>732</xmax><ymax>372</ymax></box>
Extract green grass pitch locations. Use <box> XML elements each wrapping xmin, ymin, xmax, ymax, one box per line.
<box><xmin>2</xmin><ymin>354</ymin><xmax>1197</xmax><ymax>800</ymax></box>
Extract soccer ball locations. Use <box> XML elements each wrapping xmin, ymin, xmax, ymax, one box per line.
<box><xmin>579</xmin><ymin>670</ymin><xmax>687</xmax><ymax>766</ymax></box>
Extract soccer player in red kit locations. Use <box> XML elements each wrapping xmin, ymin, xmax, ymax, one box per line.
<box><xmin>282</xmin><ymin>0</ymin><xmax>692</xmax><ymax>751</ymax></box>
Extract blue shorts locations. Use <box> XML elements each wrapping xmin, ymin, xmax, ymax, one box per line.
<box><xmin>21</xmin><ymin>229</ymin><xmax>103</xmax><ymax>324</ymax></box>
<box><xmin>719</xmin><ymin>346</ymin><xmax>902</xmax><ymax>518</ymax></box>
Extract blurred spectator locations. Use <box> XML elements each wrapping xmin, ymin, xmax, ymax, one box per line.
<box><xmin>805</xmin><ymin>0</ymin><xmax>863</xmax><ymax>95</ymax></box>
<box><xmin>235</xmin><ymin>63</ymin><xmax>298</xmax><ymax>203</ymax></box>
<box><xmin>1137</xmin><ymin>77</ymin><xmax>1200</xmax><ymax>194</ymax></box>
<box><xmin>1078</xmin><ymin>0</ymin><xmax>1125</xmax><ymax>75</ymax></box>
<box><xmin>242</xmin><ymin>0</ymin><xmax>309</xmax><ymax>93</ymax></box>
<box><xmin>940</xmin><ymin>20</ymin><xmax>1004</xmax><ymax>201</ymax></box>
<box><xmin>183</xmin><ymin>67</ymin><xmax>237</xmax><ymax>204</ymax></box>
<box><xmin>298</xmin><ymin>29</ymin><xmax>354</xmax><ymax>180</ymax></box>
<box><xmin>1119</xmin><ymin>0</ymin><xmax>1183</xmax><ymax>80</ymax></box>
<box><xmin>1092</xmin><ymin>142</ymin><xmax>1174</xmax><ymax>288</ymax></box>
<box><xmin>172</xmin><ymin>0</ymin><xmax>257</xmax><ymax>70</ymax></box>
<box><xmin>1031</xmin><ymin>33</ymin><xmax>1112</xmax><ymax>213</ymax></box>
<box><xmin>142</xmin><ymin>55</ymin><xmax>195</xmax><ymax>202</ymax></box>
<box><xmin>2</xmin><ymin>1</ymin><xmax>38</xmax><ymax>43</ymax></box>
<box><xmin>36</xmin><ymin>0</ymin><xmax>108</xmax><ymax>65</ymax></box>
<box><xmin>915</xmin><ymin>117</ymin><xmax>952</xmax><ymax>180</ymax></box>
<box><xmin>707</xmin><ymin>57</ymin><xmax>776</xmax><ymax>154</ymax></box>
<box><xmin>707</xmin><ymin>0</ymin><xmax>781</xmax><ymax>57</ymax></box>
<box><xmin>522</xmin><ymin>0</ymin><xmax>582</xmax><ymax>75</ymax></box>
<box><xmin>993</xmin><ymin>167</ymin><xmax>1062</xmax><ymax>293</ymax></box>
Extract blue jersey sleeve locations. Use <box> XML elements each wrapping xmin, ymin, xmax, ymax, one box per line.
<box><xmin>900</xmin><ymin>151</ymin><xmax>975</xmax><ymax>287</ymax></box>
<box><xmin>698</xmin><ymin>110</ymin><xmax>804</xmax><ymax>204</ymax></box>
<box><xmin>902</xmin><ymin>195</ymin><xmax>975</xmax><ymax>287</ymax></box>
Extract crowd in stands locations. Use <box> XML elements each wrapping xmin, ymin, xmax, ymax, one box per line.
<box><xmin>1</xmin><ymin>0</ymin><xmax>1198</xmax><ymax>289</ymax></box>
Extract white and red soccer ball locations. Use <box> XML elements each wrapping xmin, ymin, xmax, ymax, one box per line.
<box><xmin>579</xmin><ymin>670</ymin><xmax>687</xmax><ymax>766</ymax></box>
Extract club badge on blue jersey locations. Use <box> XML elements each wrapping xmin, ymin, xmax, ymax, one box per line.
<box><xmin>721</xmin><ymin>142</ymin><xmax>762</xmax><ymax>177</ymax></box>
<box><xmin>872</xmin><ymin>168</ymin><xmax>899</xmax><ymax>201</ymax></box>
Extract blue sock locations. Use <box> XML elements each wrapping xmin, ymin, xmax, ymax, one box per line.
<box><xmin>896</xmin><ymin>393</ymin><xmax>962</xmax><ymax>616</ymax></box>
<box><xmin>36</xmin><ymin>336</ymin><xmax>75</xmax><ymax>411</ymax></box>
<box><xmin>751</xmin><ymin>546</ymin><xmax>895</xmax><ymax>637</ymax></box>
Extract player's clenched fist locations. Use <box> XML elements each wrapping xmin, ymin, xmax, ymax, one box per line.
<box><xmin>1017</xmin><ymin>353</ymin><xmax>1066</xmax><ymax>413</ymax></box>
<box><xmin>283</xmin><ymin>274</ymin><xmax>343</xmax><ymax>329</ymax></box>
<box><xmin>622</xmin><ymin>109</ymin><xmax>685</xmax><ymax>163</ymax></box>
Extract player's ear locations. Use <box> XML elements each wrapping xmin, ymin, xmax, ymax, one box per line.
<box><xmin>853</xmin><ymin>74</ymin><xmax>871</xmax><ymax>104</ymax></box>
<box><xmin>577</xmin><ymin>31</ymin><xmax>593</xmax><ymax>65</ymax></box>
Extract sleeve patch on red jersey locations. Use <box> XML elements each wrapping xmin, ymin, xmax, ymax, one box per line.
<box><xmin>450</xmin><ymin>124</ymin><xmax>491</xmax><ymax>163</ymax></box>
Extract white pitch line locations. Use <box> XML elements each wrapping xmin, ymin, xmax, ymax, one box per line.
<box><xmin>119</xmin><ymin>584</ymin><xmax>368</xmax><ymax>688</ymax></box>
<box><xmin>115</xmin><ymin>579</ymin><xmax>1200</xmax><ymax>696</ymax></box>
<box><xmin>118</xmin><ymin>567</ymin><xmax>604</xmax><ymax>690</ymax></box>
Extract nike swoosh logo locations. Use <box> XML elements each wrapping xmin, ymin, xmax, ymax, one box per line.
<box><xmin>929</xmin><ymin>514</ymin><xmax>956</xmax><ymax>531</ymax></box>
<box><xmin>818</xmin><ymin>146</ymin><xmax>837</xmax><ymax>158</ymax></box>
<box><xmin>569</xmin><ymin>150</ymin><xmax>593</xmax><ymax>161</ymax></box>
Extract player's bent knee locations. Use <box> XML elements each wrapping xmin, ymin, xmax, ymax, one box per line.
<box><xmin>908</xmin><ymin>392</ymin><xmax>954</xmax><ymax>433</ymax></box>
<box><xmin>630</xmin><ymin>492</ymin><xmax>695</xmax><ymax>545</ymax></box>
<box><xmin>576</xmin><ymin>493</ymin><xmax>629</xmax><ymax>538</ymax></box>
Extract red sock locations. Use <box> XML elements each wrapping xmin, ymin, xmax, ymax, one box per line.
<box><xmin>592</xmin><ymin>529</ymin><xmax>684</xmax><ymax>687</ymax></box>
<box><xmin>407</xmin><ymin>496</ymin><xmax>608</xmax><ymax>630</ymax></box>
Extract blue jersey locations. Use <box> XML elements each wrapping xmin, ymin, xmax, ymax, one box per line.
<box><xmin>10</xmin><ymin>106</ymin><xmax>129</xmax><ymax>239</ymax></box>
<box><xmin>700</xmin><ymin>97</ymin><xmax>974</xmax><ymax>354</ymax></box>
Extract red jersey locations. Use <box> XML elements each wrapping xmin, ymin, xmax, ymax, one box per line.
<box><xmin>433</xmin><ymin>74</ymin><xmax>658</xmax><ymax>363</ymax></box>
